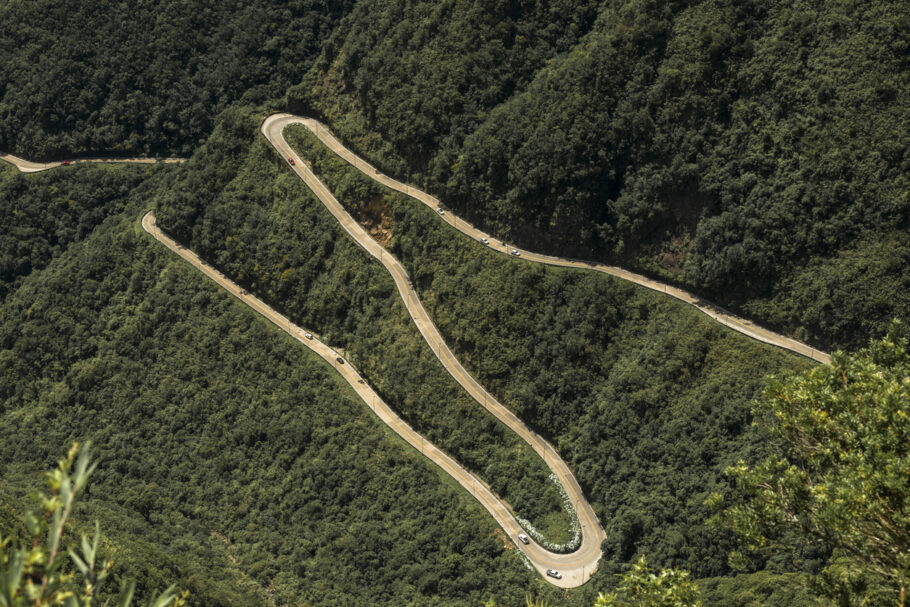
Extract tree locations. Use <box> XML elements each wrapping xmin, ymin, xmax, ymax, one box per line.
<box><xmin>595</xmin><ymin>556</ymin><xmax>702</xmax><ymax>607</ymax></box>
<box><xmin>0</xmin><ymin>443</ymin><xmax>185</xmax><ymax>607</ymax></box>
<box><xmin>713</xmin><ymin>323</ymin><xmax>910</xmax><ymax>605</ymax></box>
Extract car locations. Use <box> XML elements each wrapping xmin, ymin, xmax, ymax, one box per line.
<box><xmin>357</xmin><ymin>379</ymin><xmax>365</xmax><ymax>384</ymax></box>
<box><xmin>480</xmin><ymin>237</ymin><xmax>489</xmax><ymax>245</ymax></box>
<box><xmin>336</xmin><ymin>356</ymin><xmax>344</xmax><ymax>364</ymax></box>
<box><xmin>304</xmin><ymin>332</ymin><xmax>313</xmax><ymax>339</ymax></box>
<box><xmin>517</xmin><ymin>533</ymin><xmax>530</xmax><ymax>545</ymax></box>
<box><xmin>546</xmin><ymin>569</ymin><xmax>561</xmax><ymax>579</ymax></box>
<box><xmin>288</xmin><ymin>157</ymin><xmax>295</xmax><ymax>165</ymax></box>
<box><xmin>511</xmin><ymin>249</ymin><xmax>521</xmax><ymax>257</ymax></box>
<box><xmin>437</xmin><ymin>208</ymin><xmax>445</xmax><ymax>215</ymax></box>
<box><xmin>62</xmin><ymin>161</ymin><xmax>71</xmax><ymax>166</ymax></box>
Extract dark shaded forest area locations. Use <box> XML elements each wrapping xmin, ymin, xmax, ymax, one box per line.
<box><xmin>0</xmin><ymin>0</ymin><xmax>354</xmax><ymax>159</ymax></box>
<box><xmin>292</xmin><ymin>0</ymin><xmax>910</xmax><ymax>351</ymax></box>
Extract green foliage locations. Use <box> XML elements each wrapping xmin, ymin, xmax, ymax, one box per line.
<box><xmin>0</xmin><ymin>0</ymin><xmax>355</xmax><ymax>159</ymax></box>
<box><xmin>713</xmin><ymin>324</ymin><xmax>910</xmax><ymax>604</ymax></box>
<box><xmin>0</xmin><ymin>140</ymin><xmax>578</xmax><ymax>606</ymax></box>
<box><xmin>0</xmin><ymin>443</ymin><xmax>183</xmax><ymax>607</ymax></box>
<box><xmin>595</xmin><ymin>556</ymin><xmax>701</xmax><ymax>607</ymax></box>
<box><xmin>0</xmin><ymin>163</ymin><xmax>153</xmax><ymax>301</ymax></box>
<box><xmin>283</xmin><ymin>123</ymin><xmax>816</xmax><ymax>578</ymax></box>
<box><xmin>291</xmin><ymin>0</ymin><xmax>600</xmax><ymax>176</ymax></box>
<box><xmin>6</xmin><ymin>1</ymin><xmax>905</xmax><ymax>603</ymax></box>
<box><xmin>300</xmin><ymin>0</ymin><xmax>910</xmax><ymax>351</ymax></box>
<box><xmin>697</xmin><ymin>570</ymin><xmax>823</xmax><ymax>607</ymax></box>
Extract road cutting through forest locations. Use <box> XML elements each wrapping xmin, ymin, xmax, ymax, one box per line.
<box><xmin>0</xmin><ymin>152</ymin><xmax>185</xmax><ymax>172</ymax></box>
<box><xmin>6</xmin><ymin>116</ymin><xmax>831</xmax><ymax>588</ymax></box>
<box><xmin>142</xmin><ymin>211</ymin><xmax>601</xmax><ymax>588</ymax></box>
<box><xmin>269</xmin><ymin>114</ymin><xmax>831</xmax><ymax>366</ymax></box>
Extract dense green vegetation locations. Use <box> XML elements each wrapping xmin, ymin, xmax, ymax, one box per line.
<box><xmin>594</xmin><ymin>556</ymin><xmax>701</xmax><ymax>607</ymax></box>
<box><xmin>0</xmin><ymin>163</ymin><xmax>156</xmax><ymax>302</ymax></box>
<box><xmin>0</xmin><ymin>198</ymin><xmax>577</xmax><ymax>606</ymax></box>
<box><xmin>283</xmin><ymin>124</ymin><xmax>818</xmax><ymax>580</ymax></box>
<box><xmin>3</xmin><ymin>0</ymin><xmax>906</xmax><ymax>603</ymax></box>
<box><xmin>697</xmin><ymin>572</ymin><xmax>822</xmax><ymax>607</ymax></box>
<box><xmin>293</xmin><ymin>0</ymin><xmax>910</xmax><ymax>351</ymax></box>
<box><xmin>0</xmin><ymin>0</ymin><xmax>354</xmax><ymax>160</ymax></box>
<box><xmin>156</xmin><ymin>108</ymin><xmax>573</xmax><ymax>545</ymax></box>
<box><xmin>715</xmin><ymin>327</ymin><xmax>910</xmax><ymax>605</ymax></box>
<box><xmin>0</xmin><ymin>443</ymin><xmax>185</xmax><ymax>607</ymax></box>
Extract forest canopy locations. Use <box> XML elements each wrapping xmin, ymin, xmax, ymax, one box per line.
<box><xmin>1</xmin><ymin>0</ymin><xmax>905</xmax><ymax>604</ymax></box>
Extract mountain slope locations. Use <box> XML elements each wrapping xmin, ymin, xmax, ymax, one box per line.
<box><xmin>0</xmin><ymin>0</ymin><xmax>354</xmax><ymax>159</ymax></box>
<box><xmin>294</xmin><ymin>0</ymin><xmax>910</xmax><ymax>350</ymax></box>
<box><xmin>0</xmin><ymin>201</ymin><xmax>572</xmax><ymax>606</ymax></box>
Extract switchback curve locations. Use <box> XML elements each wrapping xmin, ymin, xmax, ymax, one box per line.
<box><xmin>261</xmin><ymin>115</ymin><xmax>606</xmax><ymax>587</ymax></box>
<box><xmin>142</xmin><ymin>212</ymin><xmax>600</xmax><ymax>587</ymax></box>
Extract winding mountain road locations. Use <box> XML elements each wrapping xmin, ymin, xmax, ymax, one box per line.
<box><xmin>8</xmin><ymin>116</ymin><xmax>831</xmax><ymax>588</ymax></box>
<box><xmin>269</xmin><ymin>114</ymin><xmax>830</xmax><ymax>365</ymax></box>
<box><xmin>142</xmin><ymin>212</ymin><xmax>600</xmax><ymax>587</ymax></box>
<box><xmin>261</xmin><ymin>114</ymin><xmax>606</xmax><ymax>586</ymax></box>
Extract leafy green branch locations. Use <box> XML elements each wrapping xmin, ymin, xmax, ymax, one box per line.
<box><xmin>0</xmin><ymin>443</ymin><xmax>185</xmax><ymax>607</ymax></box>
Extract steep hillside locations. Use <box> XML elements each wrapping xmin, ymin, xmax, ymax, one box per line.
<box><xmin>0</xmin><ymin>0</ymin><xmax>354</xmax><ymax>159</ymax></box>
<box><xmin>294</xmin><ymin>0</ymin><xmax>910</xmax><ymax>351</ymax></box>
<box><xmin>279</xmin><ymin>124</ymin><xmax>819</xmax><ymax>578</ymax></box>
<box><xmin>0</xmin><ymin>185</ymin><xmax>577</xmax><ymax>606</ymax></box>
<box><xmin>2</xmin><ymin>0</ymin><xmax>904</xmax><ymax>604</ymax></box>
<box><xmin>0</xmin><ymin>114</ymin><xmax>829</xmax><ymax>606</ymax></box>
<box><xmin>0</xmin><ymin>162</ymin><xmax>155</xmax><ymax>301</ymax></box>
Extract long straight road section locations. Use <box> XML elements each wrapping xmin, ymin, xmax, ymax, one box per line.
<box><xmin>142</xmin><ymin>212</ymin><xmax>598</xmax><ymax>588</ymax></box>
<box><xmin>276</xmin><ymin>114</ymin><xmax>830</xmax><ymax>365</ymax></box>
<box><xmin>1</xmin><ymin>153</ymin><xmax>185</xmax><ymax>173</ymax></box>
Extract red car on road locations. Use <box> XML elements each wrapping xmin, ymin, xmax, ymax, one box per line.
<box><xmin>288</xmin><ymin>157</ymin><xmax>295</xmax><ymax>166</ymax></box>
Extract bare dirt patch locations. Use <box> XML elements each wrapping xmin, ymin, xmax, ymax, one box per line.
<box><xmin>355</xmin><ymin>195</ymin><xmax>394</xmax><ymax>247</ymax></box>
<box><xmin>654</xmin><ymin>233</ymin><xmax>693</xmax><ymax>276</ymax></box>
<box><xmin>493</xmin><ymin>527</ymin><xmax>515</xmax><ymax>550</ymax></box>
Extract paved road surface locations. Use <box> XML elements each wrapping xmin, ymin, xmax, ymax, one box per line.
<box><xmin>270</xmin><ymin>114</ymin><xmax>830</xmax><ymax>365</ymax></box>
<box><xmin>142</xmin><ymin>212</ymin><xmax>600</xmax><ymax>587</ymax></box>
<box><xmin>262</xmin><ymin>115</ymin><xmax>607</xmax><ymax>586</ymax></box>
<box><xmin>0</xmin><ymin>152</ymin><xmax>185</xmax><ymax>173</ymax></box>
<box><xmin>12</xmin><ymin>117</ymin><xmax>831</xmax><ymax>588</ymax></box>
